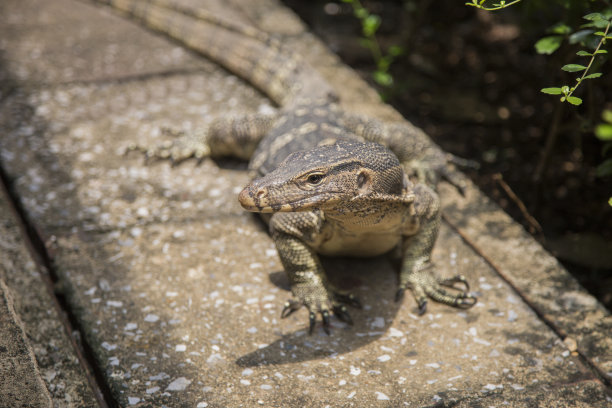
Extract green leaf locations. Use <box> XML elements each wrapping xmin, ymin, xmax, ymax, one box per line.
<box><xmin>583</xmin><ymin>13</ymin><xmax>606</xmax><ymax>21</ymax></box>
<box><xmin>596</xmin><ymin>158</ymin><xmax>612</xmax><ymax>177</ymax></box>
<box><xmin>566</xmin><ymin>96</ymin><xmax>583</xmax><ymax>105</ymax></box>
<box><xmin>608</xmin><ymin>197</ymin><xmax>612</xmax><ymax>207</ymax></box>
<box><xmin>540</xmin><ymin>87</ymin><xmax>563</xmax><ymax>95</ymax></box>
<box><xmin>373</xmin><ymin>70</ymin><xmax>393</xmax><ymax>87</ymax></box>
<box><xmin>595</xmin><ymin>124</ymin><xmax>612</xmax><ymax>141</ymax></box>
<box><xmin>583</xmin><ymin>73</ymin><xmax>603</xmax><ymax>79</ymax></box>
<box><xmin>561</xmin><ymin>64</ymin><xmax>587</xmax><ymax>72</ymax></box>
<box><xmin>550</xmin><ymin>23</ymin><xmax>571</xmax><ymax>35</ymax></box>
<box><xmin>576</xmin><ymin>50</ymin><xmax>592</xmax><ymax>56</ymax></box>
<box><xmin>355</xmin><ymin>8</ymin><xmax>368</xmax><ymax>19</ymax></box>
<box><xmin>595</xmin><ymin>49</ymin><xmax>608</xmax><ymax>54</ymax></box>
<box><xmin>594</xmin><ymin>31</ymin><xmax>606</xmax><ymax>36</ymax></box>
<box><xmin>602</xmin><ymin>110</ymin><xmax>612</xmax><ymax>124</ymax></box>
<box><xmin>362</xmin><ymin>14</ymin><xmax>381</xmax><ymax>37</ymax></box>
<box><xmin>569</xmin><ymin>29</ymin><xmax>594</xmax><ymax>44</ymax></box>
<box><xmin>535</xmin><ymin>36</ymin><xmax>563</xmax><ymax>55</ymax></box>
<box><xmin>389</xmin><ymin>45</ymin><xmax>403</xmax><ymax>56</ymax></box>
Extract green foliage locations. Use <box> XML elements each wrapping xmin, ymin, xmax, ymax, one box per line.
<box><xmin>341</xmin><ymin>0</ymin><xmax>403</xmax><ymax>87</ymax></box>
<box><xmin>538</xmin><ymin>12</ymin><xmax>611</xmax><ymax>106</ymax></box>
<box><xmin>465</xmin><ymin>0</ymin><xmax>522</xmax><ymax>11</ymax></box>
<box><xmin>468</xmin><ymin>1</ymin><xmax>612</xmax><ymax>206</ymax></box>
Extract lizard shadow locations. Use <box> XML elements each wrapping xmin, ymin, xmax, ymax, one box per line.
<box><xmin>236</xmin><ymin>255</ymin><xmax>409</xmax><ymax>367</ymax></box>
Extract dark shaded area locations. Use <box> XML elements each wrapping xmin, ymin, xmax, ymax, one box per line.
<box><xmin>284</xmin><ymin>0</ymin><xmax>612</xmax><ymax>310</ymax></box>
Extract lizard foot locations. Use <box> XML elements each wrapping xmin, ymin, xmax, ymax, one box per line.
<box><xmin>280</xmin><ymin>291</ymin><xmax>361</xmax><ymax>335</ymax></box>
<box><xmin>396</xmin><ymin>271</ymin><xmax>476</xmax><ymax>315</ymax></box>
<box><xmin>124</xmin><ymin>127</ymin><xmax>210</xmax><ymax>165</ymax></box>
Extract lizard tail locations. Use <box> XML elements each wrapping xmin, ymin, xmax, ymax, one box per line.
<box><xmin>92</xmin><ymin>0</ymin><xmax>336</xmax><ymax>106</ymax></box>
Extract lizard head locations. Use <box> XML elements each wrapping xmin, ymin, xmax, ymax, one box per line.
<box><xmin>238</xmin><ymin>141</ymin><xmax>406</xmax><ymax>213</ymax></box>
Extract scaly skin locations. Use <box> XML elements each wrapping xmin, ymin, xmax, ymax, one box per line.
<box><xmin>92</xmin><ymin>0</ymin><xmax>477</xmax><ymax>334</ymax></box>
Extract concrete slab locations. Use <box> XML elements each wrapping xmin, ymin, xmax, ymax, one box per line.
<box><xmin>0</xmin><ymin>188</ymin><xmax>99</xmax><ymax>406</ymax></box>
<box><xmin>0</xmin><ymin>279</ymin><xmax>52</xmax><ymax>408</ymax></box>
<box><xmin>0</xmin><ymin>0</ymin><xmax>610</xmax><ymax>407</ymax></box>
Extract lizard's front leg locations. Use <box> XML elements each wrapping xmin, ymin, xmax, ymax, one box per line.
<box><xmin>397</xmin><ymin>184</ymin><xmax>477</xmax><ymax>313</ymax></box>
<box><xmin>128</xmin><ymin>113</ymin><xmax>277</xmax><ymax>163</ymax></box>
<box><xmin>269</xmin><ymin>212</ymin><xmax>360</xmax><ymax>334</ymax></box>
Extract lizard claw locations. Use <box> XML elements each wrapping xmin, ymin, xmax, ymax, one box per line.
<box><xmin>308</xmin><ymin>312</ymin><xmax>317</xmax><ymax>335</ymax></box>
<box><xmin>281</xmin><ymin>290</ymin><xmax>360</xmax><ymax>334</ymax></box>
<box><xmin>281</xmin><ymin>300</ymin><xmax>301</xmax><ymax>319</ymax></box>
<box><xmin>321</xmin><ymin>310</ymin><xmax>331</xmax><ymax>335</ymax></box>
<box><xmin>398</xmin><ymin>267</ymin><xmax>477</xmax><ymax>314</ymax></box>
<box><xmin>439</xmin><ymin>274</ymin><xmax>470</xmax><ymax>293</ymax></box>
<box><xmin>333</xmin><ymin>305</ymin><xmax>353</xmax><ymax>325</ymax></box>
<box><xmin>124</xmin><ymin>127</ymin><xmax>210</xmax><ymax>165</ymax></box>
<box><xmin>418</xmin><ymin>299</ymin><xmax>428</xmax><ymax>315</ymax></box>
<box><xmin>394</xmin><ymin>288</ymin><xmax>405</xmax><ymax>302</ymax></box>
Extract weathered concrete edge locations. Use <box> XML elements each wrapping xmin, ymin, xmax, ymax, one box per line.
<box><xmin>439</xmin><ymin>182</ymin><xmax>612</xmax><ymax>386</ymax></box>
<box><xmin>0</xmin><ymin>172</ymin><xmax>101</xmax><ymax>406</ymax></box>
<box><xmin>0</xmin><ymin>278</ymin><xmax>53</xmax><ymax>408</ymax></box>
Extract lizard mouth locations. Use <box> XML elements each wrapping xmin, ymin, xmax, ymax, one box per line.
<box><xmin>238</xmin><ymin>185</ymin><xmax>342</xmax><ymax>213</ymax></box>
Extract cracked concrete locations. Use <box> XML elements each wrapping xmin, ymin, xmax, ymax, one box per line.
<box><xmin>0</xmin><ymin>0</ymin><xmax>610</xmax><ymax>406</ymax></box>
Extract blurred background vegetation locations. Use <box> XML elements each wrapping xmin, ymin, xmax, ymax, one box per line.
<box><xmin>284</xmin><ymin>0</ymin><xmax>612</xmax><ymax>309</ymax></box>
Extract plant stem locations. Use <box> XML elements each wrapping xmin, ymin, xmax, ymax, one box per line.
<box><xmin>465</xmin><ymin>0</ymin><xmax>522</xmax><ymax>11</ymax></box>
<box><xmin>566</xmin><ymin>20</ymin><xmax>611</xmax><ymax>100</ymax></box>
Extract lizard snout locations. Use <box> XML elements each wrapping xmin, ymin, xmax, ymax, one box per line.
<box><xmin>238</xmin><ymin>184</ymin><xmax>269</xmax><ymax>212</ymax></box>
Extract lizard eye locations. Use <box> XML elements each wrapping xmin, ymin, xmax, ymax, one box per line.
<box><xmin>306</xmin><ymin>173</ymin><xmax>324</xmax><ymax>185</ymax></box>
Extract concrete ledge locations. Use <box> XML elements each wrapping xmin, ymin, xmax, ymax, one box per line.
<box><xmin>0</xmin><ymin>0</ymin><xmax>610</xmax><ymax>406</ymax></box>
<box><xmin>0</xmin><ymin>279</ymin><xmax>52</xmax><ymax>408</ymax></box>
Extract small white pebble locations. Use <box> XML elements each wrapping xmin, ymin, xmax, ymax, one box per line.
<box><xmin>350</xmin><ymin>366</ymin><xmax>361</xmax><ymax>376</ymax></box>
<box><xmin>144</xmin><ymin>314</ymin><xmax>159</xmax><ymax>323</ymax></box>
<box><xmin>240</xmin><ymin>379</ymin><xmax>251</xmax><ymax>386</ymax></box>
<box><xmin>388</xmin><ymin>327</ymin><xmax>404</xmax><ymax>337</ymax></box>
<box><xmin>166</xmin><ymin>377</ymin><xmax>191</xmax><ymax>391</ymax></box>
<box><xmin>128</xmin><ymin>397</ymin><xmax>140</xmax><ymax>405</ymax></box>
<box><xmin>375</xmin><ymin>392</ymin><xmax>389</xmax><ymax>400</ymax></box>
<box><xmin>371</xmin><ymin>317</ymin><xmax>385</xmax><ymax>328</ymax></box>
<box><xmin>124</xmin><ymin>323</ymin><xmax>137</xmax><ymax>331</ymax></box>
<box><xmin>241</xmin><ymin>368</ymin><xmax>253</xmax><ymax>376</ymax></box>
<box><xmin>175</xmin><ymin>345</ymin><xmax>187</xmax><ymax>352</ymax></box>
<box><xmin>377</xmin><ymin>355</ymin><xmax>391</xmax><ymax>362</ymax></box>
<box><xmin>101</xmin><ymin>342</ymin><xmax>117</xmax><ymax>351</ymax></box>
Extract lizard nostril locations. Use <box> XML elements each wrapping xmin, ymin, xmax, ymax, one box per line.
<box><xmin>256</xmin><ymin>189</ymin><xmax>267</xmax><ymax>199</ymax></box>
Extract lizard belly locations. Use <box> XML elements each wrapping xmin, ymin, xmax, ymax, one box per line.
<box><xmin>316</xmin><ymin>229</ymin><xmax>401</xmax><ymax>257</ymax></box>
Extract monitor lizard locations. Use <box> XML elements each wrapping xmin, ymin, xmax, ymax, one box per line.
<box><xmin>90</xmin><ymin>0</ymin><xmax>477</xmax><ymax>334</ymax></box>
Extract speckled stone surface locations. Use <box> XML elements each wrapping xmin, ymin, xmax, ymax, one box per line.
<box><xmin>0</xmin><ymin>0</ymin><xmax>610</xmax><ymax>406</ymax></box>
<box><xmin>0</xmin><ymin>190</ymin><xmax>98</xmax><ymax>406</ymax></box>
